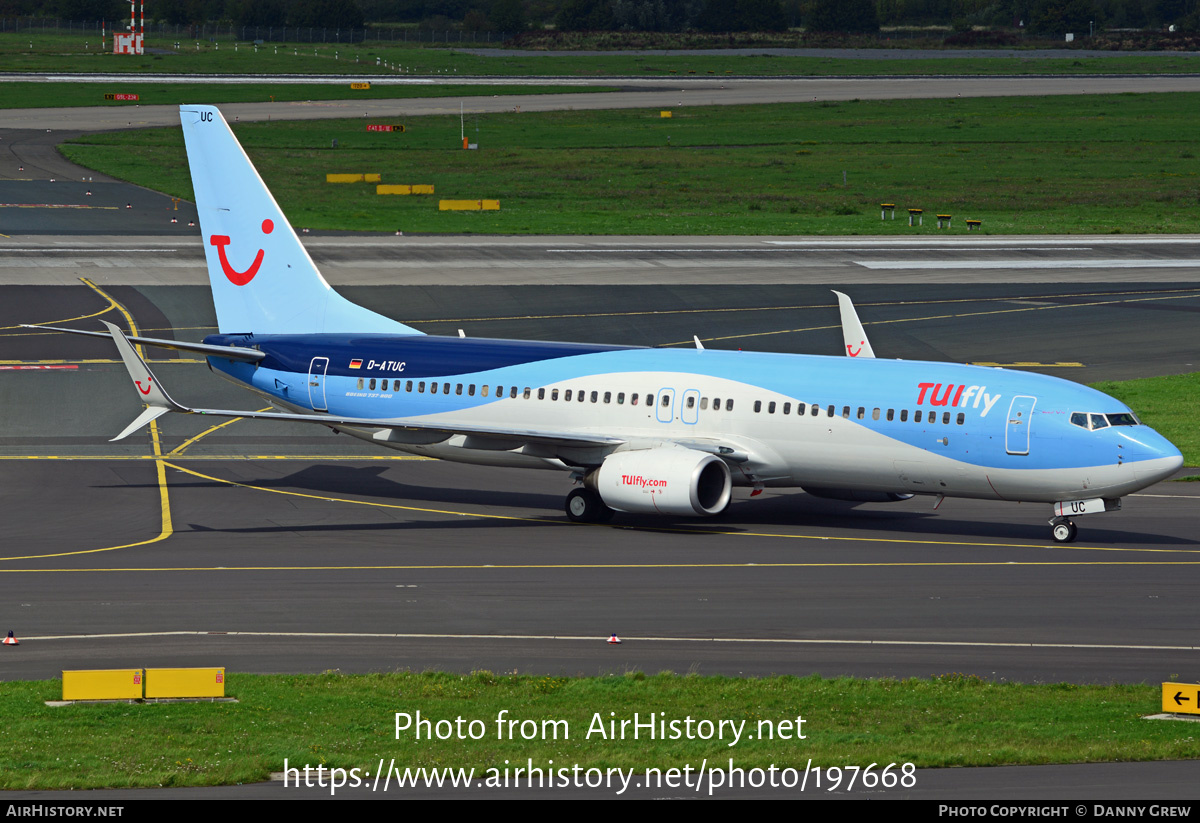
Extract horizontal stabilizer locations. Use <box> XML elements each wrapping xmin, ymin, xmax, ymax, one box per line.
<box><xmin>24</xmin><ymin>324</ymin><xmax>264</xmax><ymax>362</ymax></box>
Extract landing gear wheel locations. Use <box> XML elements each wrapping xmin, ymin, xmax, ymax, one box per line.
<box><xmin>566</xmin><ymin>488</ymin><xmax>614</xmax><ymax>523</ymax></box>
<box><xmin>1051</xmin><ymin>520</ymin><xmax>1078</xmax><ymax>544</ymax></box>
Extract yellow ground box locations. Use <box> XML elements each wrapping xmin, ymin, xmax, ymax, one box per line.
<box><xmin>439</xmin><ymin>200</ymin><xmax>500</xmax><ymax>211</ymax></box>
<box><xmin>660</xmin><ymin>110</ymin><xmax>672</xmax><ymax>118</ymax></box>
<box><xmin>327</xmin><ymin>174</ymin><xmax>364</xmax><ymax>183</ymax></box>
<box><xmin>411</xmin><ymin>184</ymin><xmax>435</xmax><ymax>195</ymax></box>
<box><xmin>378</xmin><ymin>184</ymin><xmax>412</xmax><ymax>195</ymax></box>
<box><xmin>1162</xmin><ymin>682</ymin><xmax>1200</xmax><ymax>715</ymax></box>
<box><xmin>62</xmin><ymin>669</ymin><xmax>144</xmax><ymax>701</ymax></box>
<box><xmin>351</xmin><ymin>82</ymin><xmax>371</xmax><ymax>89</ymax></box>
<box><xmin>145</xmin><ymin>667</ymin><xmax>226</xmax><ymax>699</ymax></box>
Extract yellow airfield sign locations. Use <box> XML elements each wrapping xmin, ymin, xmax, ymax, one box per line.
<box><xmin>1161</xmin><ymin>683</ymin><xmax>1200</xmax><ymax>715</ymax></box>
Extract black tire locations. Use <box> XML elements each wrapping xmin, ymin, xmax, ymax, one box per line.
<box><xmin>565</xmin><ymin>488</ymin><xmax>613</xmax><ymax>523</ymax></box>
<box><xmin>1051</xmin><ymin>520</ymin><xmax>1077</xmax><ymax>543</ymax></box>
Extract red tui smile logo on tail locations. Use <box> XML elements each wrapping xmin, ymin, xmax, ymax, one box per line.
<box><xmin>210</xmin><ymin>219</ymin><xmax>274</xmax><ymax>285</ymax></box>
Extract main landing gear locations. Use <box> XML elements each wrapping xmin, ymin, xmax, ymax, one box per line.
<box><xmin>1050</xmin><ymin>517</ymin><xmax>1078</xmax><ymax>544</ymax></box>
<box><xmin>566</xmin><ymin>488</ymin><xmax>614</xmax><ymax>523</ymax></box>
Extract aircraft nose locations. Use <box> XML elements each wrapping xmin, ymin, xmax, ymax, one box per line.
<box><xmin>1131</xmin><ymin>428</ymin><xmax>1184</xmax><ymax>485</ymax></box>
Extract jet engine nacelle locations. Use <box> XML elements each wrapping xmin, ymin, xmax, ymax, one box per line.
<box><xmin>587</xmin><ymin>447</ymin><xmax>732</xmax><ymax>517</ymax></box>
<box><xmin>803</xmin><ymin>486</ymin><xmax>914</xmax><ymax>503</ymax></box>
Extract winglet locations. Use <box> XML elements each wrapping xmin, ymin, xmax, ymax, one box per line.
<box><xmin>832</xmin><ymin>291</ymin><xmax>875</xmax><ymax>358</ymax></box>
<box><xmin>102</xmin><ymin>320</ymin><xmax>189</xmax><ymax>440</ymax></box>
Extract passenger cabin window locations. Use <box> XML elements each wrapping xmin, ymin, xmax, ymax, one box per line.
<box><xmin>942</xmin><ymin>411</ymin><xmax>951</xmax><ymax>424</ymax></box>
<box><xmin>482</xmin><ymin>385</ymin><xmax>489</xmax><ymax>397</ymax></box>
<box><xmin>510</xmin><ymin>387</ymin><xmax>518</xmax><ymax>399</ymax></box>
<box><xmin>768</xmin><ymin>401</ymin><xmax>776</xmax><ymax>414</ymax></box>
<box><xmin>443</xmin><ymin>383</ymin><xmax>450</xmax><ymax>395</ymax></box>
<box><xmin>660</xmin><ymin>394</ymin><xmax>669</xmax><ymax>407</ymax></box>
<box><xmin>565</xmin><ymin>389</ymin><xmax>573</xmax><ymax>401</ymax></box>
<box><xmin>523</xmin><ymin>387</ymin><xmax>532</xmax><ymax>400</ymax></box>
<box><xmin>782</xmin><ymin>402</ymin><xmax>791</xmax><ymax>415</ymax></box>
<box><xmin>604</xmin><ymin>391</ymin><xmax>612</xmax><ymax>404</ymax></box>
<box><xmin>593</xmin><ymin>391</ymin><xmax>600</xmax><ymax>403</ymax></box>
<box><xmin>551</xmin><ymin>389</ymin><xmax>559</xmax><ymax>401</ymax></box>
<box><xmin>872</xmin><ymin>408</ymin><xmax>881</xmax><ymax>421</ymax></box>
<box><xmin>754</xmin><ymin>401</ymin><xmax>762</xmax><ymax>413</ymax></box>
<box><xmin>900</xmin><ymin>409</ymin><xmax>908</xmax><ymax>422</ymax></box>
<box><xmin>957</xmin><ymin>412</ymin><xmax>965</xmax><ymax>425</ymax></box>
<box><xmin>686</xmin><ymin>395</ymin><xmax>695</xmax><ymax>409</ymax></box>
<box><xmin>886</xmin><ymin>409</ymin><xmax>894</xmax><ymax>421</ymax></box>
<box><xmin>369</xmin><ymin>378</ymin><xmax>376</xmax><ymax>391</ymax></box>
<box><xmin>700</xmin><ymin>397</ymin><xmax>707</xmax><ymax>410</ymax></box>
<box><xmin>468</xmin><ymin>384</ymin><xmax>475</xmax><ymax>396</ymax></box>
<box><xmin>914</xmin><ymin>410</ymin><xmax>922</xmax><ymax>422</ymax></box>
<box><xmin>631</xmin><ymin>393</ymin><xmax>638</xmax><ymax>406</ymax></box>
<box><xmin>357</xmin><ymin>378</ymin><xmax>364</xmax><ymax>390</ymax></box>
<box><xmin>618</xmin><ymin>392</ymin><xmax>626</xmax><ymax>405</ymax></box>
<box><xmin>842</xmin><ymin>406</ymin><xmax>850</xmax><ymax>419</ymax></box>
<box><xmin>456</xmin><ymin>383</ymin><xmax>463</xmax><ymax>395</ymax></box>
<box><xmin>827</xmin><ymin>405</ymin><xmax>835</xmax><ymax>417</ymax></box>
<box><xmin>538</xmin><ymin>388</ymin><xmax>545</xmax><ymax>400</ymax></box>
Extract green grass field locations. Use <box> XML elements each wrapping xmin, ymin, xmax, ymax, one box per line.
<box><xmin>3</xmin><ymin>30</ymin><xmax>1200</xmax><ymax>77</ymax></box>
<box><xmin>1090</xmin><ymin>373</ymin><xmax>1200</xmax><ymax>467</ymax></box>
<box><xmin>2</xmin><ymin>671</ymin><xmax>1195</xmax><ymax>789</ymax></box>
<box><xmin>60</xmin><ymin>93</ymin><xmax>1200</xmax><ymax>235</ymax></box>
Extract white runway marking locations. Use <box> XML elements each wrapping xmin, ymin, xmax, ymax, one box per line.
<box><xmin>857</xmin><ymin>259</ymin><xmax>1200</xmax><ymax>270</ymax></box>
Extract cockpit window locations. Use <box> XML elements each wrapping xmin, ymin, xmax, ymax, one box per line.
<box><xmin>1106</xmin><ymin>412</ymin><xmax>1140</xmax><ymax>426</ymax></box>
<box><xmin>1072</xmin><ymin>411</ymin><xmax>1141</xmax><ymax>430</ymax></box>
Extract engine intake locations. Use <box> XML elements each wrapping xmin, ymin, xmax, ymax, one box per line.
<box><xmin>587</xmin><ymin>447</ymin><xmax>732</xmax><ymax>517</ymax></box>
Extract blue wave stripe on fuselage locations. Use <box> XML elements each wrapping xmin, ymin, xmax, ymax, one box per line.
<box><xmin>204</xmin><ymin>333</ymin><xmax>641</xmax><ymax>378</ymax></box>
<box><xmin>207</xmin><ymin>335</ymin><xmax>1155</xmax><ymax>473</ymax></box>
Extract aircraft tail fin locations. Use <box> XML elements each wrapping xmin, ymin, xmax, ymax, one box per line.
<box><xmin>832</xmin><ymin>290</ymin><xmax>875</xmax><ymax>359</ymax></box>
<box><xmin>179</xmin><ymin>104</ymin><xmax>422</xmax><ymax>337</ymax></box>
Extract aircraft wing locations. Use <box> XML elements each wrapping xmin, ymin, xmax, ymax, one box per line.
<box><xmin>24</xmin><ymin>324</ymin><xmax>265</xmax><ymax>362</ymax></box>
<box><xmin>101</xmin><ymin>321</ymin><xmax>623</xmax><ymax>449</ymax></box>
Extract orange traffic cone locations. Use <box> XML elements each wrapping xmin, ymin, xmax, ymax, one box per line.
<box><xmin>607</xmin><ymin>633</ymin><xmax>622</xmax><ymax>645</ymax></box>
<box><xmin>3</xmin><ymin>631</ymin><xmax>18</xmax><ymax>646</ymax></box>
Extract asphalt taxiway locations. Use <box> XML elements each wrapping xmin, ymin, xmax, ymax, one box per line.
<box><xmin>1</xmin><ymin>245</ymin><xmax>1197</xmax><ymax>685</ymax></box>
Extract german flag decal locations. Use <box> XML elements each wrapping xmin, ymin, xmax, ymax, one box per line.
<box><xmin>349</xmin><ymin>359</ymin><xmax>363</xmax><ymax>369</ymax></box>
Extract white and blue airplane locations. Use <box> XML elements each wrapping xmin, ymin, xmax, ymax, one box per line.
<box><xmin>35</xmin><ymin>105</ymin><xmax>1184</xmax><ymax>544</ymax></box>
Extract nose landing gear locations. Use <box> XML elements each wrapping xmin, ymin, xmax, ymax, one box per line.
<box><xmin>1050</xmin><ymin>517</ymin><xmax>1078</xmax><ymax>544</ymax></box>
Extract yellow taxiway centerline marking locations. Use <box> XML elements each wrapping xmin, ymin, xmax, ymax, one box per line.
<box><xmin>164</xmin><ymin>408</ymin><xmax>273</xmax><ymax>456</ymax></box>
<box><xmin>675</xmin><ymin>290</ymin><xmax>1200</xmax><ymax>346</ymax></box>
<box><xmin>0</xmin><ymin>454</ymin><xmax>431</xmax><ymax>460</ymax></box>
<box><xmin>78</xmin><ymin>278</ymin><xmax>173</xmax><ymax>551</ymax></box>
<box><xmin>6</xmin><ymin>561</ymin><xmax>1200</xmax><ymax>574</ymax></box>
<box><xmin>418</xmin><ymin>286</ymin><xmax>1200</xmax><ymax>326</ymax></box>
